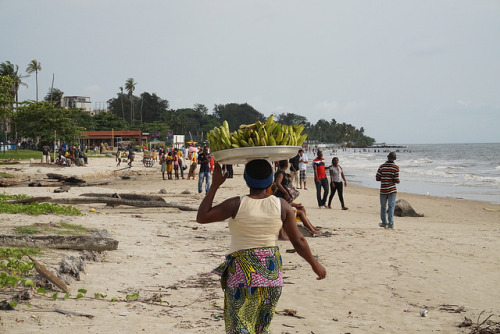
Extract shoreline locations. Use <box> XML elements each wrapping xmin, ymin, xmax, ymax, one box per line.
<box><xmin>1</xmin><ymin>156</ymin><xmax>499</xmax><ymax>333</ymax></box>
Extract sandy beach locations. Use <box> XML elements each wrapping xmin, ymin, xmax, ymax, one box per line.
<box><xmin>1</xmin><ymin>155</ymin><xmax>499</xmax><ymax>333</ymax></box>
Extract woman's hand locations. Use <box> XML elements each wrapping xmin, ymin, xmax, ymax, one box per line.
<box><xmin>312</xmin><ymin>262</ymin><xmax>327</xmax><ymax>280</ymax></box>
<box><xmin>211</xmin><ymin>162</ymin><xmax>228</xmax><ymax>188</ymax></box>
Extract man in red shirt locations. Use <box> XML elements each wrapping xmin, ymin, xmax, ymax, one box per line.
<box><xmin>313</xmin><ymin>151</ymin><xmax>329</xmax><ymax>208</ymax></box>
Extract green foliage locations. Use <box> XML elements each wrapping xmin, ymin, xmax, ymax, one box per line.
<box><xmin>0</xmin><ymin>193</ymin><xmax>82</xmax><ymax>216</ymax></box>
<box><xmin>0</xmin><ymin>75</ymin><xmax>15</xmax><ymax>110</ymax></box>
<box><xmin>213</xmin><ymin>103</ymin><xmax>266</xmax><ymax>132</ymax></box>
<box><xmin>12</xmin><ymin>101</ymin><xmax>85</xmax><ymax>147</ymax></box>
<box><xmin>125</xmin><ymin>292</ymin><xmax>139</xmax><ymax>301</ymax></box>
<box><xmin>0</xmin><ymin>248</ymin><xmax>36</xmax><ymax>289</ymax></box>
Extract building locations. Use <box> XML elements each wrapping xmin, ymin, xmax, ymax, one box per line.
<box><xmin>61</xmin><ymin>96</ymin><xmax>92</xmax><ymax>113</ymax></box>
<box><xmin>78</xmin><ymin>130</ymin><xmax>147</xmax><ymax>151</ymax></box>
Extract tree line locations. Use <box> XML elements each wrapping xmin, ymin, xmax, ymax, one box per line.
<box><xmin>1</xmin><ymin>59</ymin><xmax>375</xmax><ymax>148</ymax></box>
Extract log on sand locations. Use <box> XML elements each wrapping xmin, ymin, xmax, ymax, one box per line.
<box><xmin>46</xmin><ymin>173</ymin><xmax>86</xmax><ymax>184</ymax></box>
<box><xmin>0</xmin><ymin>178</ymin><xmax>25</xmax><ymax>187</ymax></box>
<box><xmin>27</xmin><ymin>255</ymin><xmax>70</xmax><ymax>293</ymax></box>
<box><xmin>0</xmin><ymin>235</ymin><xmax>119</xmax><ymax>251</ymax></box>
<box><xmin>79</xmin><ymin>193</ymin><xmax>166</xmax><ymax>202</ymax></box>
<box><xmin>7</xmin><ymin>196</ymin><xmax>197</xmax><ymax>211</ymax></box>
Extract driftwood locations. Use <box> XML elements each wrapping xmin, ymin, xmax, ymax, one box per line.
<box><xmin>0</xmin><ymin>235</ymin><xmax>119</xmax><ymax>251</ymax></box>
<box><xmin>7</xmin><ymin>196</ymin><xmax>197</xmax><ymax>211</ymax></box>
<box><xmin>28</xmin><ymin>256</ymin><xmax>70</xmax><ymax>293</ymax></box>
<box><xmin>0</xmin><ymin>178</ymin><xmax>24</xmax><ymax>187</ymax></box>
<box><xmin>29</xmin><ymin>181</ymin><xmax>64</xmax><ymax>187</ymax></box>
<box><xmin>7</xmin><ymin>196</ymin><xmax>52</xmax><ymax>204</ymax></box>
<box><xmin>79</xmin><ymin>193</ymin><xmax>166</xmax><ymax>202</ymax></box>
<box><xmin>0</xmin><ymin>160</ymin><xmax>21</xmax><ymax>165</ymax></box>
<box><xmin>46</xmin><ymin>173</ymin><xmax>86</xmax><ymax>184</ymax></box>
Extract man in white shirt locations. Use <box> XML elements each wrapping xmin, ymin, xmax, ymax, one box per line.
<box><xmin>298</xmin><ymin>149</ymin><xmax>308</xmax><ymax>190</ymax></box>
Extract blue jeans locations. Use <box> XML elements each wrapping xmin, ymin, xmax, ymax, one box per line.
<box><xmin>315</xmin><ymin>178</ymin><xmax>329</xmax><ymax>207</ymax></box>
<box><xmin>198</xmin><ymin>170</ymin><xmax>210</xmax><ymax>194</ymax></box>
<box><xmin>380</xmin><ymin>193</ymin><xmax>397</xmax><ymax>227</ymax></box>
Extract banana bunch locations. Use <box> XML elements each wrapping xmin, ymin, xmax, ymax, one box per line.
<box><xmin>206</xmin><ymin>115</ymin><xmax>308</xmax><ymax>151</ymax></box>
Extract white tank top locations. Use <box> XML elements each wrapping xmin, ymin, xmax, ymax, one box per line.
<box><xmin>228</xmin><ymin>195</ymin><xmax>282</xmax><ymax>253</ymax></box>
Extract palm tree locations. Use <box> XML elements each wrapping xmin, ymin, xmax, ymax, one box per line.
<box><xmin>26</xmin><ymin>60</ymin><xmax>42</xmax><ymax>102</ymax></box>
<box><xmin>124</xmin><ymin>78</ymin><xmax>137</xmax><ymax>124</ymax></box>
<box><xmin>0</xmin><ymin>61</ymin><xmax>28</xmax><ymax>107</ymax></box>
<box><xmin>44</xmin><ymin>88</ymin><xmax>64</xmax><ymax>107</ymax></box>
<box><xmin>119</xmin><ymin>86</ymin><xmax>125</xmax><ymax>119</ymax></box>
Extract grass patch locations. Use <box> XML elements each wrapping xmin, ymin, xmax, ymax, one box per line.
<box><xmin>14</xmin><ymin>225</ymin><xmax>42</xmax><ymax>235</ymax></box>
<box><xmin>0</xmin><ymin>149</ymin><xmax>41</xmax><ymax>161</ymax></box>
<box><xmin>0</xmin><ymin>193</ymin><xmax>82</xmax><ymax>216</ymax></box>
<box><xmin>0</xmin><ymin>173</ymin><xmax>15</xmax><ymax>178</ymax></box>
<box><xmin>13</xmin><ymin>223</ymin><xmax>89</xmax><ymax>236</ymax></box>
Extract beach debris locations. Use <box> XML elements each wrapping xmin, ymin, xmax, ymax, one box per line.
<box><xmin>7</xmin><ymin>193</ymin><xmax>197</xmax><ymax>211</ymax></box>
<box><xmin>0</xmin><ymin>232</ymin><xmax>119</xmax><ymax>251</ymax></box>
<box><xmin>28</xmin><ymin>255</ymin><xmax>70</xmax><ymax>293</ymax></box>
<box><xmin>0</xmin><ymin>178</ymin><xmax>26</xmax><ymax>187</ymax></box>
<box><xmin>276</xmin><ymin>309</ymin><xmax>305</xmax><ymax>319</ymax></box>
<box><xmin>394</xmin><ymin>199</ymin><xmax>424</xmax><ymax>217</ymax></box>
<box><xmin>46</xmin><ymin>173</ymin><xmax>86</xmax><ymax>185</ymax></box>
<box><xmin>59</xmin><ymin>255</ymin><xmax>86</xmax><ymax>281</ymax></box>
<box><xmin>17</xmin><ymin>288</ymin><xmax>34</xmax><ymax>300</ymax></box>
<box><xmin>483</xmin><ymin>207</ymin><xmax>500</xmax><ymax>212</ymax></box>
<box><xmin>53</xmin><ymin>185</ymin><xmax>71</xmax><ymax>193</ymax></box>
<box><xmin>439</xmin><ymin>304</ymin><xmax>466</xmax><ymax>313</ymax></box>
<box><xmin>0</xmin><ymin>300</ymin><xmax>14</xmax><ymax>310</ymax></box>
<box><xmin>458</xmin><ymin>311</ymin><xmax>500</xmax><ymax>333</ymax></box>
<box><xmin>420</xmin><ymin>309</ymin><xmax>428</xmax><ymax>317</ymax></box>
<box><xmin>159</xmin><ymin>188</ymin><xmax>167</xmax><ymax>194</ymax></box>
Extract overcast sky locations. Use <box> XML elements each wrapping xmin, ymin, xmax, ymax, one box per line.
<box><xmin>2</xmin><ymin>0</ymin><xmax>499</xmax><ymax>144</ymax></box>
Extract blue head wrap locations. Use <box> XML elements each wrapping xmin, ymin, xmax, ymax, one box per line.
<box><xmin>244</xmin><ymin>168</ymin><xmax>274</xmax><ymax>189</ymax></box>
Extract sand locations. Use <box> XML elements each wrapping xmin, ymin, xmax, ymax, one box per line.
<box><xmin>0</xmin><ymin>155</ymin><xmax>499</xmax><ymax>333</ymax></box>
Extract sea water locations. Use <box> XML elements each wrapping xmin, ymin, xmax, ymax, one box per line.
<box><xmin>306</xmin><ymin>143</ymin><xmax>500</xmax><ymax>204</ymax></box>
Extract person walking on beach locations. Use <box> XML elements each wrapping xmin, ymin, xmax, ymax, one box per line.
<box><xmin>289</xmin><ymin>152</ymin><xmax>300</xmax><ymax>188</ymax></box>
<box><xmin>196</xmin><ymin>160</ymin><xmax>326</xmax><ymax>333</ymax></box>
<box><xmin>298</xmin><ymin>149</ymin><xmax>308</xmax><ymax>190</ymax></box>
<box><xmin>197</xmin><ymin>146</ymin><xmax>211</xmax><ymax>194</ymax></box>
<box><xmin>313</xmin><ymin>150</ymin><xmax>329</xmax><ymax>208</ymax></box>
<box><xmin>376</xmin><ymin>152</ymin><xmax>400</xmax><ymax>229</ymax></box>
<box><xmin>160</xmin><ymin>153</ymin><xmax>167</xmax><ymax>180</ymax></box>
<box><xmin>327</xmin><ymin>157</ymin><xmax>348</xmax><ymax>210</ymax></box>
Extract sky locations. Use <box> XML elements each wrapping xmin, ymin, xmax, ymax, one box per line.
<box><xmin>1</xmin><ymin>0</ymin><xmax>499</xmax><ymax>144</ymax></box>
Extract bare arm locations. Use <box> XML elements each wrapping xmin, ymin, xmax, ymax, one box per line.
<box><xmin>281</xmin><ymin>198</ymin><xmax>326</xmax><ymax>280</ymax></box>
<box><xmin>196</xmin><ymin>163</ymin><xmax>240</xmax><ymax>224</ymax></box>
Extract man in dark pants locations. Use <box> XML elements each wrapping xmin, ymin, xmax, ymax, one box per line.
<box><xmin>313</xmin><ymin>151</ymin><xmax>329</xmax><ymax>208</ymax></box>
<box><xmin>197</xmin><ymin>146</ymin><xmax>211</xmax><ymax>195</ymax></box>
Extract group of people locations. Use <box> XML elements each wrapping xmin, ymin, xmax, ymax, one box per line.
<box><xmin>157</xmin><ymin>145</ymin><xmax>233</xmax><ymax>196</ymax></box>
<box><xmin>195</xmin><ymin>150</ymin><xmax>400</xmax><ymax>332</ymax></box>
<box><xmin>47</xmin><ymin>144</ymin><xmax>88</xmax><ymax>167</ymax></box>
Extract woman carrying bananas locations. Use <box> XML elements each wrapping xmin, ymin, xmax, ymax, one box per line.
<box><xmin>197</xmin><ymin>160</ymin><xmax>326</xmax><ymax>333</ymax></box>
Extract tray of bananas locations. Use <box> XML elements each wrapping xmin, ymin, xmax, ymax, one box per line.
<box><xmin>207</xmin><ymin>116</ymin><xmax>306</xmax><ymax>164</ymax></box>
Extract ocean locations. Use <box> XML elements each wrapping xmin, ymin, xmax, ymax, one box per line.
<box><xmin>306</xmin><ymin>143</ymin><xmax>500</xmax><ymax>204</ymax></box>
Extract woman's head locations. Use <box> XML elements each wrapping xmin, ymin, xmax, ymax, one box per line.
<box><xmin>278</xmin><ymin>160</ymin><xmax>288</xmax><ymax>169</ymax></box>
<box><xmin>244</xmin><ymin>159</ymin><xmax>273</xmax><ymax>189</ymax></box>
<box><xmin>332</xmin><ymin>157</ymin><xmax>339</xmax><ymax>166</ymax></box>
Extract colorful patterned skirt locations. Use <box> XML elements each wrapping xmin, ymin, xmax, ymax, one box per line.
<box><xmin>213</xmin><ymin>247</ymin><xmax>283</xmax><ymax>334</ymax></box>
